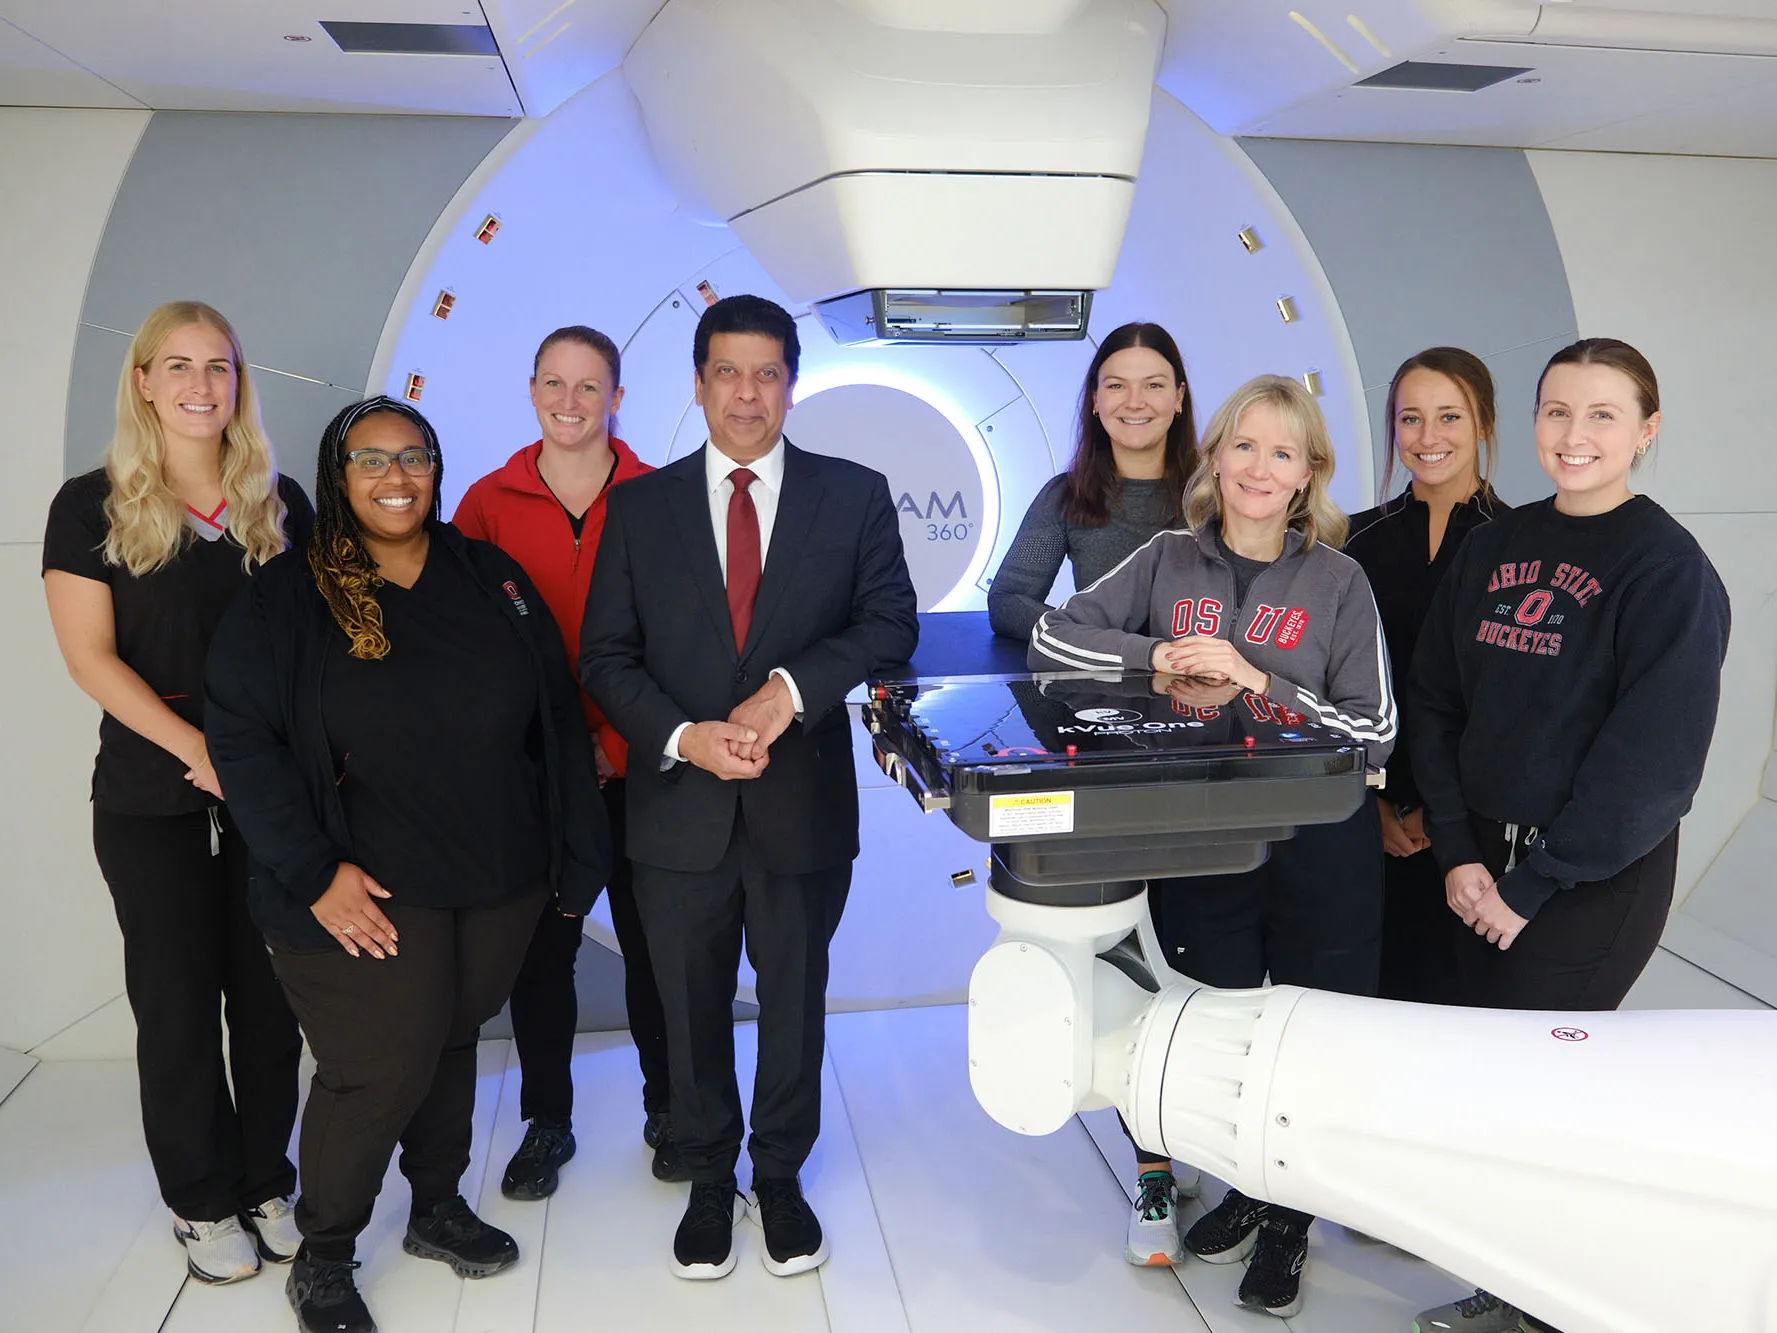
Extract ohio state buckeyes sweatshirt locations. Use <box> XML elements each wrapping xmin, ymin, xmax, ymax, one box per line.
<box><xmin>1407</xmin><ymin>495</ymin><xmax>1730</xmax><ymax>919</ymax></box>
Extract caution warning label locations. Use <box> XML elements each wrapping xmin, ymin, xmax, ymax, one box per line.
<box><xmin>988</xmin><ymin>791</ymin><xmax>1075</xmax><ymax>839</ymax></box>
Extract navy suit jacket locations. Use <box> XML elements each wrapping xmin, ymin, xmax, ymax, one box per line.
<box><xmin>580</xmin><ymin>440</ymin><xmax>919</xmax><ymax>875</ymax></box>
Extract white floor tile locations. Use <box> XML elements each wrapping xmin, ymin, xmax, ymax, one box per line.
<box><xmin>826</xmin><ymin>1006</ymin><xmax>1213</xmax><ymax>1333</ymax></box>
<box><xmin>0</xmin><ymin>1061</ymin><xmax>164</xmax><ymax>1333</ymax></box>
<box><xmin>0</xmin><ymin>1047</ymin><xmax>35</xmax><ymax>1106</ymax></box>
<box><xmin>531</xmin><ymin>1027</ymin><xmax>829</xmax><ymax>1333</ymax></box>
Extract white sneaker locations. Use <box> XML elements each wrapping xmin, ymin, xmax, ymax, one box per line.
<box><xmin>1124</xmin><ymin>1170</ymin><xmax>1186</xmax><ymax>1266</ymax></box>
<box><xmin>241</xmin><ymin>1194</ymin><xmax>302</xmax><ymax>1263</ymax></box>
<box><xmin>172</xmin><ymin>1213</ymin><xmax>261</xmax><ymax>1284</ymax></box>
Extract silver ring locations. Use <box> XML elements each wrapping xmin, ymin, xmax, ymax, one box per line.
<box><xmin>342</xmin><ymin>924</ymin><xmax>356</xmax><ymax>935</ymax></box>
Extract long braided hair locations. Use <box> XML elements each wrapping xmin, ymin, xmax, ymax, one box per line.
<box><xmin>309</xmin><ymin>396</ymin><xmax>443</xmax><ymax>661</ymax></box>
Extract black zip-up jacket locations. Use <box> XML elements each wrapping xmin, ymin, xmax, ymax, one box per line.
<box><xmin>203</xmin><ymin>521</ymin><xmax>611</xmax><ymax>948</ymax></box>
<box><xmin>1407</xmin><ymin>495</ymin><xmax>1729</xmax><ymax>919</ymax></box>
<box><xmin>1344</xmin><ymin>484</ymin><xmax>1509</xmax><ymax>811</ymax></box>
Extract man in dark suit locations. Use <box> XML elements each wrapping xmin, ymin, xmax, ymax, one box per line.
<box><xmin>580</xmin><ymin>295</ymin><xmax>917</xmax><ymax>1280</ymax></box>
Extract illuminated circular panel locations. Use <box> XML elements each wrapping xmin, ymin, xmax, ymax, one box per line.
<box><xmin>783</xmin><ymin>384</ymin><xmax>985</xmax><ymax>612</ymax></box>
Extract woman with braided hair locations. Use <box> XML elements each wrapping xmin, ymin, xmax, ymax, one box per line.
<box><xmin>204</xmin><ymin>396</ymin><xmax>611</xmax><ymax>1333</ymax></box>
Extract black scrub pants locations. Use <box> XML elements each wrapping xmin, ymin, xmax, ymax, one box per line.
<box><xmin>92</xmin><ymin>805</ymin><xmax>301</xmax><ymax>1222</ymax></box>
<box><xmin>634</xmin><ymin>806</ymin><xmax>850</xmax><ymax>1184</ymax></box>
<box><xmin>1454</xmin><ymin>816</ymin><xmax>1677</xmax><ymax>1012</ymax></box>
<box><xmin>1378</xmin><ymin>844</ymin><xmax>1462</xmax><ymax>1004</ymax></box>
<box><xmin>1151</xmin><ymin>796</ymin><xmax>1385</xmax><ymax>1230</ymax></box>
<box><xmin>506</xmin><ymin>778</ymin><xmax>669</xmax><ymax>1124</ymax></box>
<box><xmin>269</xmin><ymin>884</ymin><xmax>547</xmax><ymax>1260</ymax></box>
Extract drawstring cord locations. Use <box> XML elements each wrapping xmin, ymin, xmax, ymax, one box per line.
<box><xmin>1502</xmin><ymin>822</ymin><xmax>1539</xmax><ymax>873</ymax></box>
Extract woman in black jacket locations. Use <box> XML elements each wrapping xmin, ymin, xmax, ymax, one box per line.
<box><xmin>1405</xmin><ymin>339</ymin><xmax>1729</xmax><ymax>1333</ymax></box>
<box><xmin>205</xmin><ymin>397</ymin><xmax>610</xmax><ymax>1333</ymax></box>
<box><xmin>1344</xmin><ymin>347</ymin><xmax>1509</xmax><ymax>1003</ymax></box>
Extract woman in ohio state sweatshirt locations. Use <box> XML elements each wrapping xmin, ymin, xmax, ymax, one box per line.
<box><xmin>1407</xmin><ymin>338</ymin><xmax>1730</xmax><ymax>1012</ymax></box>
<box><xmin>1031</xmin><ymin>374</ymin><xmax>1395</xmax><ymax>1322</ymax></box>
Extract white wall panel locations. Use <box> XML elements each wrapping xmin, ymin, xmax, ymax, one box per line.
<box><xmin>1531</xmin><ymin>149</ymin><xmax>1777</xmax><ymax>923</ymax></box>
<box><xmin>0</xmin><ymin>108</ymin><xmax>144</xmax><ymax>1056</ymax></box>
<box><xmin>0</xmin><ymin>546</ymin><xmax>123</xmax><ymax>1054</ymax></box>
<box><xmin>0</xmin><ymin>107</ymin><xmax>147</xmax><ymax>541</ymax></box>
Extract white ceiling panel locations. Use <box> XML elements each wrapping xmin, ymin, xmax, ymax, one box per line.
<box><xmin>0</xmin><ymin>0</ymin><xmax>522</xmax><ymax>115</ymax></box>
<box><xmin>482</xmin><ymin>0</ymin><xmax>661</xmax><ymax>119</ymax></box>
<box><xmin>1240</xmin><ymin>40</ymin><xmax>1777</xmax><ymax>156</ymax></box>
<box><xmin>0</xmin><ymin>15</ymin><xmax>142</xmax><ymax>108</ymax></box>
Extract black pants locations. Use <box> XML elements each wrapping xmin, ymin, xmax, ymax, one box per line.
<box><xmin>1153</xmin><ymin>796</ymin><xmax>1385</xmax><ymax>1230</ymax></box>
<box><xmin>92</xmin><ymin>805</ymin><xmax>300</xmax><ymax>1222</ymax></box>
<box><xmin>1455</xmin><ymin>816</ymin><xmax>1677</xmax><ymax>1011</ymax></box>
<box><xmin>1378</xmin><ymin>845</ymin><xmax>1462</xmax><ymax>1004</ymax></box>
<box><xmin>634</xmin><ymin>809</ymin><xmax>850</xmax><ymax>1183</ymax></box>
<box><xmin>270</xmin><ymin>885</ymin><xmax>547</xmax><ymax>1260</ymax></box>
<box><xmin>507</xmin><ymin>778</ymin><xmax>669</xmax><ymax>1123</ymax></box>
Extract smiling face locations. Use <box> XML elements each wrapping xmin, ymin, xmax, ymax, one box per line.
<box><xmin>1093</xmin><ymin>345</ymin><xmax>1184</xmax><ymax>461</ymax></box>
<box><xmin>134</xmin><ymin>321</ymin><xmax>238</xmax><ymax>447</ymax></box>
<box><xmin>341</xmin><ymin>413</ymin><xmax>433</xmax><ymax>547</ymax></box>
<box><xmin>1535</xmin><ymin>362</ymin><xmax>1660</xmax><ymax>515</ymax></box>
<box><xmin>1394</xmin><ymin>367</ymin><xmax>1481</xmax><ymax>494</ymax></box>
<box><xmin>695</xmin><ymin>331</ymin><xmax>793</xmax><ymax>464</ymax></box>
<box><xmin>1217</xmin><ymin>401</ymin><xmax>1314</xmax><ymax>534</ymax></box>
<box><xmin>531</xmin><ymin>339</ymin><xmax>623</xmax><ymax>452</ymax></box>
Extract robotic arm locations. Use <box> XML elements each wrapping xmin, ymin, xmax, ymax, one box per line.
<box><xmin>969</xmin><ymin>885</ymin><xmax>1777</xmax><ymax>1333</ymax></box>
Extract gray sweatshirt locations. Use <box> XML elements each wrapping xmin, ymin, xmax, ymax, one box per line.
<box><xmin>1028</xmin><ymin>522</ymin><xmax>1397</xmax><ymax>760</ymax></box>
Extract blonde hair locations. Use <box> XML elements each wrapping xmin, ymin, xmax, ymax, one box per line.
<box><xmin>1185</xmin><ymin>375</ymin><xmax>1347</xmax><ymax>551</ymax></box>
<box><xmin>102</xmin><ymin>301</ymin><xmax>289</xmax><ymax>576</ymax></box>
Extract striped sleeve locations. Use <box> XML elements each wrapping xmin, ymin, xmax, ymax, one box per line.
<box><xmin>1027</xmin><ymin>530</ymin><xmax>1171</xmax><ymax>673</ymax></box>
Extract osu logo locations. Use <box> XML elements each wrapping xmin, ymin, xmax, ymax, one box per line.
<box><xmin>1073</xmin><ymin>707</ymin><xmax>1145</xmax><ymax>725</ymax></box>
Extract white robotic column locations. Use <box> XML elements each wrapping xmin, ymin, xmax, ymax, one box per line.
<box><xmin>969</xmin><ymin>885</ymin><xmax>1777</xmax><ymax>1333</ymax></box>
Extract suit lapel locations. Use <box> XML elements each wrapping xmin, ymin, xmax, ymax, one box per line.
<box><xmin>742</xmin><ymin>441</ymin><xmax>823</xmax><ymax>661</ymax></box>
<box><xmin>666</xmin><ymin>449</ymin><xmax>739</xmax><ymax>663</ymax></box>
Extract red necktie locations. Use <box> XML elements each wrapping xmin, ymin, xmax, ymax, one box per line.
<box><xmin>725</xmin><ymin>467</ymin><xmax>761</xmax><ymax>651</ymax></box>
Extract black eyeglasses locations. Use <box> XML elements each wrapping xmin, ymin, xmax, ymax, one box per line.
<box><xmin>345</xmin><ymin>447</ymin><xmax>436</xmax><ymax>478</ymax></box>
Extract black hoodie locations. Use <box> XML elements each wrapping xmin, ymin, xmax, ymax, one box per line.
<box><xmin>1407</xmin><ymin>495</ymin><xmax>1729</xmax><ymax>918</ymax></box>
<box><xmin>203</xmin><ymin>521</ymin><xmax>610</xmax><ymax>949</ymax></box>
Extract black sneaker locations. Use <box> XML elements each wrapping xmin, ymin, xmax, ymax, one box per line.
<box><xmin>652</xmin><ymin>1124</ymin><xmax>692</xmax><ymax>1183</ymax></box>
<box><xmin>643</xmin><ymin>1111</ymin><xmax>668</xmax><ymax>1150</ymax></box>
<box><xmin>1183</xmin><ymin>1186</ymin><xmax>1268</xmax><ymax>1264</ymax></box>
<box><xmin>402</xmin><ymin>1196</ymin><xmax>519</xmax><ymax>1279</ymax></box>
<box><xmin>673</xmin><ymin>1178</ymin><xmax>742</xmax><ymax>1279</ymax></box>
<box><xmin>753</xmin><ymin>1175</ymin><xmax>829</xmax><ymax>1277</ymax></box>
<box><xmin>501</xmin><ymin>1118</ymin><xmax>576</xmax><ymax>1200</ymax></box>
<box><xmin>1237</xmin><ymin>1217</ymin><xmax>1309</xmax><ymax>1318</ymax></box>
<box><xmin>286</xmin><ymin>1251</ymin><xmax>376</xmax><ymax>1333</ymax></box>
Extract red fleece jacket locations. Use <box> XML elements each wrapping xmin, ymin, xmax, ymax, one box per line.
<box><xmin>452</xmin><ymin>437</ymin><xmax>652</xmax><ymax>775</ymax></box>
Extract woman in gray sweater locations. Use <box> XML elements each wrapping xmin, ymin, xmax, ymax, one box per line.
<box><xmin>1032</xmin><ymin>375</ymin><xmax>1393</xmax><ymax>1321</ymax></box>
<box><xmin>987</xmin><ymin>322</ymin><xmax>1198</xmax><ymax>641</ymax></box>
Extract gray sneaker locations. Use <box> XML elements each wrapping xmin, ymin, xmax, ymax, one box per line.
<box><xmin>1413</xmin><ymin>1289</ymin><xmax>1528</xmax><ymax>1333</ymax></box>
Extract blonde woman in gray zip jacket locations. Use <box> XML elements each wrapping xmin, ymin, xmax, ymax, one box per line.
<box><xmin>1031</xmin><ymin>374</ymin><xmax>1394</xmax><ymax>1321</ymax></box>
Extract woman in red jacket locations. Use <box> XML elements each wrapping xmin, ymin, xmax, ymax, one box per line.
<box><xmin>453</xmin><ymin>325</ymin><xmax>671</xmax><ymax>1194</ymax></box>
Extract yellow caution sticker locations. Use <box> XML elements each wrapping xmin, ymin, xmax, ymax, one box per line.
<box><xmin>988</xmin><ymin>791</ymin><xmax>1075</xmax><ymax>838</ymax></box>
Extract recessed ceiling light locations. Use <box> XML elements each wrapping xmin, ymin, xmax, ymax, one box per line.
<box><xmin>284</xmin><ymin>34</ymin><xmax>312</xmax><ymax>42</ymax></box>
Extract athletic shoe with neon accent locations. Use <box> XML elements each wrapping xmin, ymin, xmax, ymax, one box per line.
<box><xmin>1183</xmin><ymin>1186</ymin><xmax>1268</xmax><ymax>1264</ymax></box>
<box><xmin>173</xmin><ymin>1213</ymin><xmax>261</xmax><ymax>1284</ymax></box>
<box><xmin>1124</xmin><ymin>1170</ymin><xmax>1186</xmax><ymax>1266</ymax></box>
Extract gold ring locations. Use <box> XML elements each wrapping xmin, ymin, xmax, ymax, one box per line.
<box><xmin>343</xmin><ymin>924</ymin><xmax>355</xmax><ymax>935</ymax></box>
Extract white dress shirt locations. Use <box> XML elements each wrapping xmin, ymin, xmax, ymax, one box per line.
<box><xmin>664</xmin><ymin>438</ymin><xmax>804</xmax><ymax>764</ymax></box>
